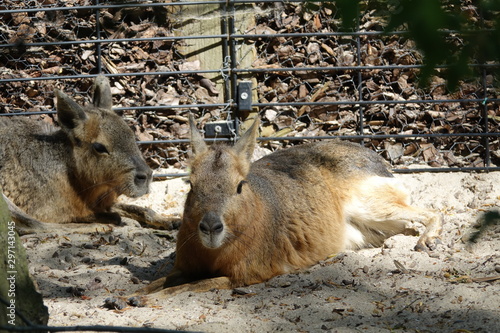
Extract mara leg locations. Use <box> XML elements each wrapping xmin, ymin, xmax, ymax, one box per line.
<box><xmin>4</xmin><ymin>194</ymin><xmax>117</xmax><ymax>235</ymax></box>
<box><xmin>344</xmin><ymin>176</ymin><xmax>443</xmax><ymax>251</ymax></box>
<box><xmin>5</xmin><ymin>194</ymin><xmax>178</xmax><ymax>234</ymax></box>
<box><xmin>105</xmin><ymin>275</ymin><xmax>233</xmax><ymax>308</ymax></box>
<box><xmin>124</xmin><ymin>273</ymin><xmax>233</xmax><ymax>306</ymax></box>
<box><xmin>4</xmin><ymin>193</ymin><xmax>50</xmax><ymax>235</ymax></box>
<box><xmin>112</xmin><ymin>203</ymin><xmax>181</xmax><ymax>230</ymax></box>
<box><xmin>134</xmin><ymin>267</ymin><xmax>232</xmax><ymax>295</ymax></box>
<box><xmin>396</xmin><ymin>203</ymin><xmax>443</xmax><ymax>252</ymax></box>
<box><xmin>135</xmin><ymin>276</ymin><xmax>233</xmax><ymax>299</ymax></box>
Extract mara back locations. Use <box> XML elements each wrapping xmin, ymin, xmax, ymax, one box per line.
<box><xmin>0</xmin><ymin>76</ymin><xmax>152</xmax><ymax>224</ymax></box>
<box><xmin>162</xmin><ymin>116</ymin><xmax>442</xmax><ymax>290</ymax></box>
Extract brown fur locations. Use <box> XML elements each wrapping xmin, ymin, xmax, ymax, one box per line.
<box><xmin>136</xmin><ymin>115</ymin><xmax>442</xmax><ymax>299</ymax></box>
<box><xmin>0</xmin><ymin>76</ymin><xmax>176</xmax><ymax>234</ymax></box>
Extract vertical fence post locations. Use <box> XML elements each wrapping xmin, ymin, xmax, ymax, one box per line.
<box><xmin>227</xmin><ymin>0</ymin><xmax>258</xmax><ymax>131</ymax></box>
<box><xmin>220</xmin><ymin>0</ymin><xmax>232</xmax><ymax>110</ymax></box>
<box><xmin>226</xmin><ymin>0</ymin><xmax>237</xmax><ymax>106</ymax></box>
<box><xmin>95</xmin><ymin>0</ymin><xmax>102</xmax><ymax>74</ymax></box>
<box><xmin>481</xmin><ymin>69</ymin><xmax>491</xmax><ymax>168</ymax></box>
<box><xmin>354</xmin><ymin>2</ymin><xmax>364</xmax><ymax>137</ymax></box>
<box><xmin>478</xmin><ymin>5</ymin><xmax>491</xmax><ymax>168</ymax></box>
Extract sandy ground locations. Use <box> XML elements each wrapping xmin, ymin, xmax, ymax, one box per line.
<box><xmin>22</xmin><ymin>168</ymin><xmax>500</xmax><ymax>333</ymax></box>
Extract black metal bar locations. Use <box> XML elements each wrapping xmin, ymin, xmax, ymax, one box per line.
<box><xmin>478</xmin><ymin>5</ymin><xmax>492</xmax><ymax>168</ymax></box>
<box><xmin>0</xmin><ymin>111</ymin><xmax>57</xmax><ymax>117</ymax></box>
<box><xmin>0</xmin><ymin>324</ymin><xmax>195</xmax><ymax>333</ymax></box>
<box><xmin>231</xmin><ymin>63</ymin><xmax>500</xmax><ymax>72</ymax></box>
<box><xmin>153</xmin><ymin>166</ymin><xmax>500</xmax><ymax>180</ymax></box>
<box><xmin>95</xmin><ymin>0</ymin><xmax>102</xmax><ymax>74</ymax></box>
<box><xmin>354</xmin><ymin>2</ymin><xmax>364</xmax><ymax>136</ymax></box>
<box><xmin>0</xmin><ymin>0</ymin><xmax>314</xmax><ymax>15</ymax></box>
<box><xmin>0</xmin><ymin>35</ymin><xmax>231</xmax><ymax>49</ymax></box>
<box><xmin>227</xmin><ymin>1</ymin><xmax>238</xmax><ymax>105</ymax></box>
<box><xmin>481</xmin><ymin>70</ymin><xmax>492</xmax><ymax>167</ymax></box>
<box><xmin>231</xmin><ymin>31</ymin><xmax>407</xmax><ymax>39</ymax></box>
<box><xmin>229</xmin><ymin>28</ymin><xmax>497</xmax><ymax>39</ymax></box>
<box><xmin>0</xmin><ymin>70</ymin><xmax>228</xmax><ymax>83</ymax></box>
<box><xmin>115</xmin><ymin>104</ymin><xmax>231</xmax><ymax>111</ymax></box>
<box><xmin>393</xmin><ymin>166</ymin><xmax>500</xmax><ymax>173</ymax></box>
<box><xmin>153</xmin><ymin>172</ymin><xmax>190</xmax><ymax>179</ymax></box>
<box><xmin>254</xmin><ymin>133</ymin><xmax>500</xmax><ymax>141</ymax></box>
<box><xmin>5</xmin><ymin>31</ymin><xmax>499</xmax><ymax>50</ymax></box>
<box><xmin>259</xmin><ymin>132</ymin><xmax>500</xmax><ymax>141</ymax></box>
<box><xmin>2</xmin><ymin>65</ymin><xmax>498</xmax><ymax>84</ymax></box>
<box><xmin>2</xmin><ymin>98</ymin><xmax>499</xmax><ymax>116</ymax></box>
<box><xmin>0</xmin><ymin>1</ymin><xmax>229</xmax><ymax>14</ymax></box>
<box><xmin>0</xmin><ymin>104</ymin><xmax>232</xmax><ymax>116</ymax></box>
<box><xmin>252</xmin><ymin>98</ymin><xmax>500</xmax><ymax>107</ymax></box>
<box><xmin>2</xmin><ymin>30</ymin><xmax>495</xmax><ymax>48</ymax></box>
<box><xmin>220</xmin><ymin>0</ymin><xmax>231</xmax><ymax>108</ymax></box>
<box><xmin>136</xmin><ymin>132</ymin><xmax>500</xmax><ymax>146</ymax></box>
<box><xmin>227</xmin><ymin>0</ymin><xmax>242</xmax><ymax>135</ymax></box>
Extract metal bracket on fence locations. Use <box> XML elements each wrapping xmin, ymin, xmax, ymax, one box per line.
<box><xmin>237</xmin><ymin>81</ymin><xmax>252</xmax><ymax>112</ymax></box>
<box><xmin>204</xmin><ymin>121</ymin><xmax>235</xmax><ymax>138</ymax></box>
<box><xmin>202</xmin><ymin>81</ymin><xmax>252</xmax><ymax>139</ymax></box>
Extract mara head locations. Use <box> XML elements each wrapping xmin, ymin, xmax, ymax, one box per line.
<box><xmin>183</xmin><ymin>115</ymin><xmax>260</xmax><ymax>250</ymax></box>
<box><xmin>56</xmin><ymin>75</ymin><xmax>152</xmax><ymax>198</ymax></box>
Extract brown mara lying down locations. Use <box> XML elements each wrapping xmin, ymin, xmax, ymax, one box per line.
<box><xmin>127</xmin><ymin>115</ymin><xmax>442</xmax><ymax>301</ymax></box>
<box><xmin>0</xmin><ymin>76</ymin><xmax>176</xmax><ymax>235</ymax></box>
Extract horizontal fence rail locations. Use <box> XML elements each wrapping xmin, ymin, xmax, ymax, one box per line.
<box><xmin>0</xmin><ymin>0</ymin><xmax>499</xmax><ymax>179</ymax></box>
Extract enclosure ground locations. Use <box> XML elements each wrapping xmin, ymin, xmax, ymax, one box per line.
<box><xmin>21</xmin><ymin>170</ymin><xmax>500</xmax><ymax>333</ymax></box>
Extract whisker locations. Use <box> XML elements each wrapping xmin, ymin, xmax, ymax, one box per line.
<box><xmin>72</xmin><ymin>176</ymin><xmax>130</xmax><ymax>210</ymax></box>
<box><xmin>90</xmin><ymin>189</ymin><xmax>115</xmax><ymax>208</ymax></box>
<box><xmin>226</xmin><ymin>228</ymin><xmax>256</xmax><ymax>258</ymax></box>
<box><xmin>76</xmin><ymin>177</ymin><xmax>124</xmax><ymax>194</ymax></box>
<box><xmin>227</xmin><ymin>216</ymin><xmax>271</xmax><ymax>270</ymax></box>
<box><xmin>175</xmin><ymin>230</ymin><xmax>199</xmax><ymax>254</ymax></box>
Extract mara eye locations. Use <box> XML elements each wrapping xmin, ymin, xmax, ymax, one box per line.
<box><xmin>237</xmin><ymin>180</ymin><xmax>247</xmax><ymax>194</ymax></box>
<box><xmin>92</xmin><ymin>142</ymin><xmax>109</xmax><ymax>154</ymax></box>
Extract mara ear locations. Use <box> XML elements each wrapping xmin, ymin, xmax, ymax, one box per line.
<box><xmin>55</xmin><ymin>89</ymin><xmax>87</xmax><ymax>130</ymax></box>
<box><xmin>234</xmin><ymin>117</ymin><xmax>260</xmax><ymax>162</ymax></box>
<box><xmin>189</xmin><ymin>114</ymin><xmax>208</xmax><ymax>155</ymax></box>
<box><xmin>92</xmin><ymin>75</ymin><xmax>113</xmax><ymax>110</ymax></box>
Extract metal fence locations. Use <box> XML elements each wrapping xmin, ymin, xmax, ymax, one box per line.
<box><xmin>1</xmin><ymin>0</ymin><xmax>499</xmax><ymax>177</ymax></box>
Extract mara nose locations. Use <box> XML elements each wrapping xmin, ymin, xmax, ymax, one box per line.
<box><xmin>134</xmin><ymin>168</ymin><xmax>152</xmax><ymax>188</ymax></box>
<box><xmin>133</xmin><ymin>155</ymin><xmax>152</xmax><ymax>186</ymax></box>
<box><xmin>199</xmin><ymin>212</ymin><xmax>224</xmax><ymax>235</ymax></box>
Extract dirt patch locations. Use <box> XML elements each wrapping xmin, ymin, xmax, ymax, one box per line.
<box><xmin>23</xmin><ymin>170</ymin><xmax>500</xmax><ymax>333</ymax></box>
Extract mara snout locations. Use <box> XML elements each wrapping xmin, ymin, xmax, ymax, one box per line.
<box><xmin>198</xmin><ymin>211</ymin><xmax>226</xmax><ymax>249</ymax></box>
<box><xmin>138</xmin><ymin>114</ymin><xmax>443</xmax><ymax>298</ymax></box>
<box><xmin>114</xmin><ymin>149</ymin><xmax>153</xmax><ymax>198</ymax></box>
